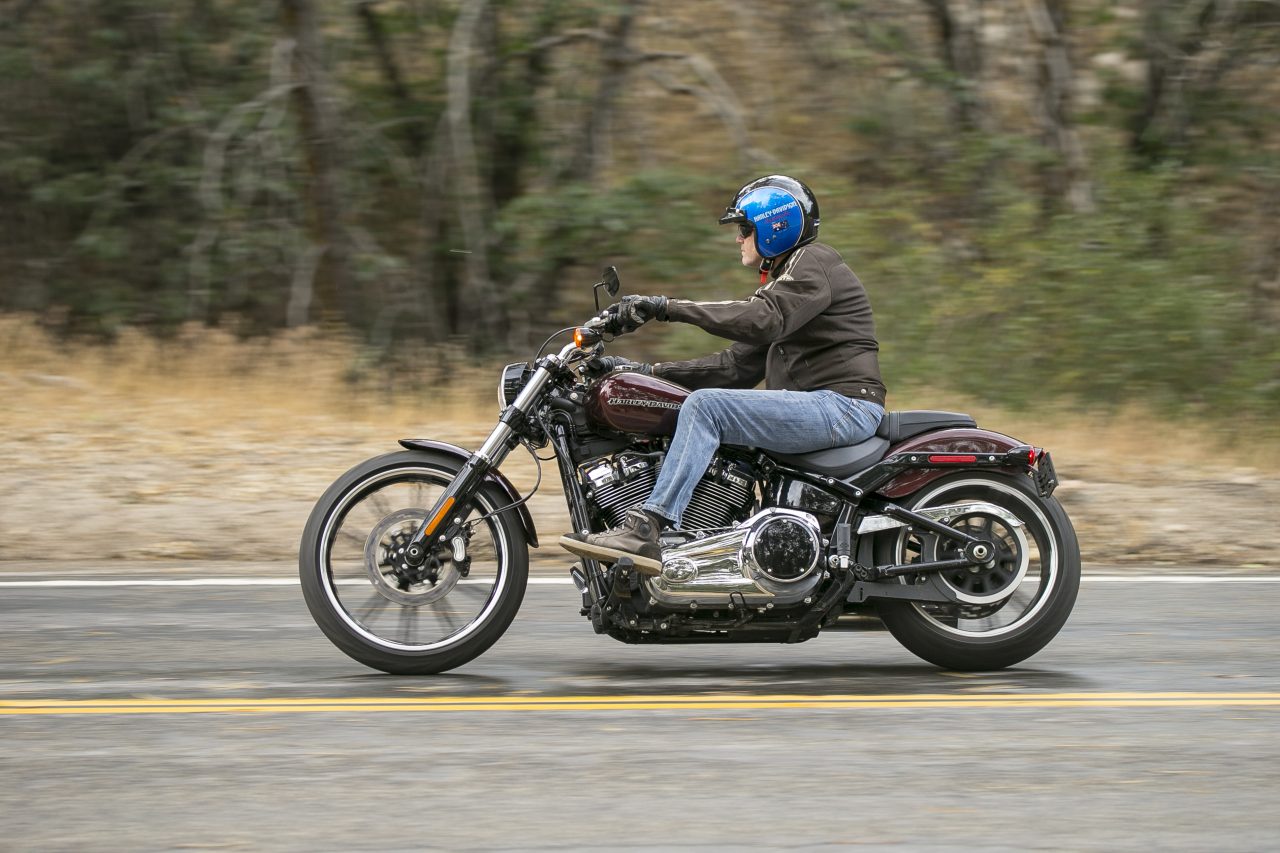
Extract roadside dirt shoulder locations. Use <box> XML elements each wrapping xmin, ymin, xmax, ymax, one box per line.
<box><xmin>2</xmin><ymin>395</ymin><xmax>1274</xmax><ymax>568</ymax></box>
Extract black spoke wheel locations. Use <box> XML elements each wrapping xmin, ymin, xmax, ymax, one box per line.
<box><xmin>929</xmin><ymin>511</ymin><xmax>1029</xmax><ymax>611</ymax></box>
<box><xmin>874</xmin><ymin>472</ymin><xmax>1080</xmax><ymax>671</ymax></box>
<box><xmin>299</xmin><ymin>451</ymin><xmax>529</xmax><ymax>675</ymax></box>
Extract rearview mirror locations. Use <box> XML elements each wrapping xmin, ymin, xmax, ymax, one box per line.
<box><xmin>594</xmin><ymin>266</ymin><xmax>622</xmax><ymax>311</ymax></box>
<box><xmin>602</xmin><ymin>266</ymin><xmax>620</xmax><ymax>297</ymax></box>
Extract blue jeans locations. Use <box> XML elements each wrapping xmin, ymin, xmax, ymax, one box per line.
<box><xmin>642</xmin><ymin>389</ymin><xmax>884</xmax><ymax>528</ymax></box>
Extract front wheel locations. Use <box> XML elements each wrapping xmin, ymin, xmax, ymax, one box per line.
<box><xmin>299</xmin><ymin>450</ymin><xmax>529</xmax><ymax>674</ymax></box>
<box><xmin>874</xmin><ymin>472</ymin><xmax>1080</xmax><ymax>670</ymax></box>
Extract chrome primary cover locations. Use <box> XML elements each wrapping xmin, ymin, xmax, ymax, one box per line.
<box><xmin>646</xmin><ymin>508</ymin><xmax>825</xmax><ymax>608</ymax></box>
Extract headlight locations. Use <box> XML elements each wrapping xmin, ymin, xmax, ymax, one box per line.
<box><xmin>498</xmin><ymin>362</ymin><xmax>532</xmax><ymax>409</ymax></box>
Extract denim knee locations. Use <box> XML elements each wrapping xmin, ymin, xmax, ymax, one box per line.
<box><xmin>677</xmin><ymin>388</ymin><xmax>722</xmax><ymax>434</ymax></box>
<box><xmin>681</xmin><ymin>388</ymin><xmax>714</xmax><ymax>418</ymax></box>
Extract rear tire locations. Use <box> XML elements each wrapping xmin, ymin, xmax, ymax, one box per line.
<box><xmin>875</xmin><ymin>472</ymin><xmax>1080</xmax><ymax>670</ymax></box>
<box><xmin>299</xmin><ymin>450</ymin><xmax>529</xmax><ymax>675</ymax></box>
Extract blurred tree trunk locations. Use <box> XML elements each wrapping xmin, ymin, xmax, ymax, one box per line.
<box><xmin>487</xmin><ymin>3</ymin><xmax>559</xmax><ymax>209</ymax></box>
<box><xmin>1131</xmin><ymin>0</ymin><xmax>1216</xmax><ymax>159</ymax></box>
<box><xmin>1253</xmin><ymin>176</ymin><xmax>1280</xmax><ymax>332</ymax></box>
<box><xmin>446</xmin><ymin>0</ymin><xmax>501</xmax><ymax>340</ymax></box>
<box><xmin>356</xmin><ymin>0</ymin><xmax>425</xmax><ymax>159</ymax></box>
<box><xmin>0</xmin><ymin>0</ymin><xmax>40</xmax><ymax>30</ymax></box>
<box><xmin>281</xmin><ymin>0</ymin><xmax>359</xmax><ymax>327</ymax></box>
<box><xmin>355</xmin><ymin>0</ymin><xmax>446</xmax><ymax>343</ymax></box>
<box><xmin>922</xmin><ymin>0</ymin><xmax>986</xmax><ymax>132</ymax></box>
<box><xmin>565</xmin><ymin>1</ymin><xmax>643</xmax><ymax>184</ymax></box>
<box><xmin>506</xmin><ymin>0</ymin><xmax>647</xmax><ymax>344</ymax></box>
<box><xmin>1128</xmin><ymin>0</ymin><xmax>1279</xmax><ymax>161</ymax></box>
<box><xmin>411</xmin><ymin>116</ymin><xmax>453</xmax><ymax>342</ymax></box>
<box><xmin>1021</xmin><ymin>0</ymin><xmax>1095</xmax><ymax>214</ymax></box>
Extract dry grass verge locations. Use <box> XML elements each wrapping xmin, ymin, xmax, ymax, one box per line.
<box><xmin>1</xmin><ymin>317</ymin><xmax>1275</xmax><ymax>567</ymax></box>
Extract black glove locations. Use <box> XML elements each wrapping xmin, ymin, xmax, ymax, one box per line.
<box><xmin>606</xmin><ymin>295</ymin><xmax>668</xmax><ymax>334</ymax></box>
<box><xmin>584</xmin><ymin>355</ymin><xmax>652</xmax><ymax>377</ymax></box>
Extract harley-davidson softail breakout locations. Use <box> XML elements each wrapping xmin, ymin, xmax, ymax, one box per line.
<box><xmin>300</xmin><ymin>269</ymin><xmax>1079</xmax><ymax>675</ymax></box>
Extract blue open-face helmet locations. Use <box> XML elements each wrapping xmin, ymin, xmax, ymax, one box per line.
<box><xmin>718</xmin><ymin>175</ymin><xmax>820</xmax><ymax>259</ymax></box>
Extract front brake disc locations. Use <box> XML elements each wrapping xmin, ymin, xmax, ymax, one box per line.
<box><xmin>363</xmin><ymin>508</ymin><xmax>462</xmax><ymax>605</ymax></box>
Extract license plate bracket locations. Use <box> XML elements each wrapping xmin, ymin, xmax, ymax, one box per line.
<box><xmin>1034</xmin><ymin>450</ymin><xmax>1058</xmax><ymax>497</ymax></box>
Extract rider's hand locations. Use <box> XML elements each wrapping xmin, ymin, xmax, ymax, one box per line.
<box><xmin>607</xmin><ymin>295</ymin><xmax>668</xmax><ymax>334</ymax></box>
<box><xmin>584</xmin><ymin>356</ymin><xmax>653</xmax><ymax>377</ymax></box>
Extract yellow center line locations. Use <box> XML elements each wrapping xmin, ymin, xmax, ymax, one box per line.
<box><xmin>2</xmin><ymin>692</ymin><xmax>1279</xmax><ymax>716</ymax></box>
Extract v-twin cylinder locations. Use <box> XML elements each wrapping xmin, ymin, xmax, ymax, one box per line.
<box><xmin>646</xmin><ymin>508</ymin><xmax>826</xmax><ymax>609</ymax></box>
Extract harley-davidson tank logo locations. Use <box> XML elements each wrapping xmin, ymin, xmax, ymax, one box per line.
<box><xmin>606</xmin><ymin>397</ymin><xmax>682</xmax><ymax>410</ymax></box>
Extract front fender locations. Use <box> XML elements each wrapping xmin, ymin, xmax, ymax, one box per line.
<box><xmin>875</xmin><ymin>428</ymin><xmax>1026</xmax><ymax>500</ymax></box>
<box><xmin>397</xmin><ymin>439</ymin><xmax>539</xmax><ymax>548</ymax></box>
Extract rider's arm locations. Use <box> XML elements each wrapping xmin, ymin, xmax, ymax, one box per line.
<box><xmin>663</xmin><ymin>248</ymin><xmax>831</xmax><ymax>345</ymax></box>
<box><xmin>652</xmin><ymin>341</ymin><xmax>766</xmax><ymax>390</ymax></box>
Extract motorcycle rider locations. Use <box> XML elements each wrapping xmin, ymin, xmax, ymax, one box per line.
<box><xmin>560</xmin><ymin>175</ymin><xmax>886</xmax><ymax>573</ymax></box>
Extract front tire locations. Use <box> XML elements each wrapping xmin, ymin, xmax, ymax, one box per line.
<box><xmin>299</xmin><ymin>450</ymin><xmax>529</xmax><ymax>675</ymax></box>
<box><xmin>875</xmin><ymin>472</ymin><xmax>1080</xmax><ymax>670</ymax></box>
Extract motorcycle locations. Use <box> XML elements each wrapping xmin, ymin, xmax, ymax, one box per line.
<box><xmin>299</xmin><ymin>267</ymin><xmax>1080</xmax><ymax>675</ymax></box>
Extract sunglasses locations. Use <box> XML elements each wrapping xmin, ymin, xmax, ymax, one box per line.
<box><xmin>736</xmin><ymin>223</ymin><xmax>753</xmax><ymax>238</ymax></box>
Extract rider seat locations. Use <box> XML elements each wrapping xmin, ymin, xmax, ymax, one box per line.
<box><xmin>763</xmin><ymin>410</ymin><xmax>976</xmax><ymax>479</ymax></box>
<box><xmin>876</xmin><ymin>410</ymin><xmax>976</xmax><ymax>444</ymax></box>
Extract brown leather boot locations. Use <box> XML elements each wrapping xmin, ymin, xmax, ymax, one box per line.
<box><xmin>558</xmin><ymin>509</ymin><xmax>663</xmax><ymax>575</ymax></box>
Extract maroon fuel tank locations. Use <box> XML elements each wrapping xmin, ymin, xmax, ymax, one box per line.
<box><xmin>877</xmin><ymin>428</ymin><xmax>1027</xmax><ymax>499</ymax></box>
<box><xmin>585</xmin><ymin>371</ymin><xmax>690</xmax><ymax>436</ymax></box>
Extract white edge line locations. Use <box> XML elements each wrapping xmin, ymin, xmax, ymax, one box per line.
<box><xmin>0</xmin><ymin>578</ymin><xmax>575</xmax><ymax>588</ymax></box>
<box><xmin>1084</xmin><ymin>575</ymin><xmax>1280</xmax><ymax>583</ymax></box>
<box><xmin>1</xmin><ymin>575</ymin><xmax>1280</xmax><ymax>588</ymax></box>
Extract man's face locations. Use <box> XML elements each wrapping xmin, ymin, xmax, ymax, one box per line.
<box><xmin>736</xmin><ymin>226</ymin><xmax>762</xmax><ymax>268</ymax></box>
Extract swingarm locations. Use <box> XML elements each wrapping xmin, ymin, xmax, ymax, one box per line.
<box><xmin>776</xmin><ymin>470</ymin><xmax>1007</xmax><ymax>578</ymax></box>
<box><xmin>767</xmin><ymin>443</ymin><xmax>1044</xmax><ymax>583</ymax></box>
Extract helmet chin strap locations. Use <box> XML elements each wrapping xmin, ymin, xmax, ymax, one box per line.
<box><xmin>758</xmin><ymin>256</ymin><xmax>774</xmax><ymax>285</ymax></box>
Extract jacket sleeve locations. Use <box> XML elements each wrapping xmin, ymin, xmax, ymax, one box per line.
<box><xmin>652</xmin><ymin>341</ymin><xmax>767</xmax><ymax>390</ymax></box>
<box><xmin>663</xmin><ymin>248</ymin><xmax>831</xmax><ymax>345</ymax></box>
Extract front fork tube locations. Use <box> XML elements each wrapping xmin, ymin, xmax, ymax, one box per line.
<box><xmin>402</xmin><ymin>355</ymin><xmax>563</xmax><ymax>567</ymax></box>
<box><xmin>402</xmin><ymin>447</ymin><xmax>500</xmax><ymax>567</ymax></box>
<box><xmin>401</xmin><ymin>412</ymin><xmax>519</xmax><ymax>567</ymax></box>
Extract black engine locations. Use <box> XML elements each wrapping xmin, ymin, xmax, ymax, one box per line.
<box><xmin>579</xmin><ymin>451</ymin><xmax>756</xmax><ymax>530</ymax></box>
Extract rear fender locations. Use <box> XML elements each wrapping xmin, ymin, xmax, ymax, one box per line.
<box><xmin>397</xmin><ymin>439</ymin><xmax>539</xmax><ymax>548</ymax></box>
<box><xmin>875</xmin><ymin>428</ymin><xmax>1027</xmax><ymax>500</ymax></box>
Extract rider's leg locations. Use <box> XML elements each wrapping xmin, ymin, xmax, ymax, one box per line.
<box><xmin>643</xmin><ymin>388</ymin><xmax>884</xmax><ymax>527</ymax></box>
<box><xmin>559</xmin><ymin>388</ymin><xmax>881</xmax><ymax>573</ymax></box>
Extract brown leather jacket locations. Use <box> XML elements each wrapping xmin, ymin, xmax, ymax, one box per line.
<box><xmin>653</xmin><ymin>242</ymin><xmax>886</xmax><ymax>405</ymax></box>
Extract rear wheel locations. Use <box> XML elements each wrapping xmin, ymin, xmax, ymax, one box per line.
<box><xmin>299</xmin><ymin>450</ymin><xmax>528</xmax><ymax>675</ymax></box>
<box><xmin>875</xmin><ymin>472</ymin><xmax>1080</xmax><ymax>670</ymax></box>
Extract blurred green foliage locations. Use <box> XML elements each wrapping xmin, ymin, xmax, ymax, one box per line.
<box><xmin>838</xmin><ymin>160</ymin><xmax>1265</xmax><ymax>415</ymax></box>
<box><xmin>1</xmin><ymin>0</ymin><xmax>1278</xmax><ymax>423</ymax></box>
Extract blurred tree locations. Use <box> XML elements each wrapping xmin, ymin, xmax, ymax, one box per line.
<box><xmin>1021</xmin><ymin>0</ymin><xmax>1095</xmax><ymax>213</ymax></box>
<box><xmin>1</xmin><ymin>0</ymin><xmax>1278</xmax><ymax>420</ymax></box>
<box><xmin>281</xmin><ymin>0</ymin><xmax>359</xmax><ymax>327</ymax></box>
<box><xmin>921</xmin><ymin>0</ymin><xmax>986</xmax><ymax>132</ymax></box>
<box><xmin>1128</xmin><ymin>0</ymin><xmax>1280</xmax><ymax>161</ymax></box>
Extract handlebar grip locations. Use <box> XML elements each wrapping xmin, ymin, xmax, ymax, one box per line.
<box><xmin>587</xmin><ymin>312</ymin><xmax>627</xmax><ymax>336</ymax></box>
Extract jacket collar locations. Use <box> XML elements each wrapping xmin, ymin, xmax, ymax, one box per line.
<box><xmin>765</xmin><ymin>244</ymin><xmax>807</xmax><ymax>279</ymax></box>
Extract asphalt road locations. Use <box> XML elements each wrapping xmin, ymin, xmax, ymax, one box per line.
<box><xmin>1</xmin><ymin>565</ymin><xmax>1278</xmax><ymax>851</ymax></box>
